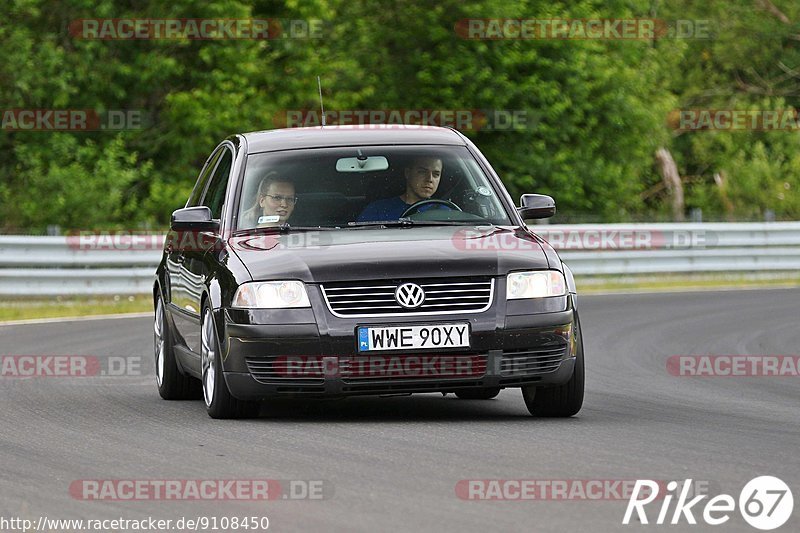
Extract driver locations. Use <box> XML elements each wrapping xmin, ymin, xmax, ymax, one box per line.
<box><xmin>357</xmin><ymin>156</ymin><xmax>445</xmax><ymax>221</ymax></box>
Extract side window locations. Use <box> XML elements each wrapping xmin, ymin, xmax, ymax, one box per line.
<box><xmin>187</xmin><ymin>150</ymin><xmax>222</xmax><ymax>207</ymax></box>
<box><xmin>201</xmin><ymin>149</ymin><xmax>233</xmax><ymax>219</ymax></box>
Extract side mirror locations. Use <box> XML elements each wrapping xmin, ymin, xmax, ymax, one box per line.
<box><xmin>518</xmin><ymin>194</ymin><xmax>556</xmax><ymax>219</ymax></box>
<box><xmin>170</xmin><ymin>206</ymin><xmax>220</xmax><ymax>232</ymax></box>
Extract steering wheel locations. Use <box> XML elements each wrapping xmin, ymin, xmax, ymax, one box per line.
<box><xmin>401</xmin><ymin>199</ymin><xmax>462</xmax><ymax>218</ymax></box>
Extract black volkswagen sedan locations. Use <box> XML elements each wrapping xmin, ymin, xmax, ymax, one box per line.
<box><xmin>154</xmin><ymin>125</ymin><xmax>584</xmax><ymax>418</ymax></box>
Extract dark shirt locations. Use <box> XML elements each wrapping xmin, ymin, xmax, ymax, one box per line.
<box><xmin>357</xmin><ymin>196</ymin><xmax>416</xmax><ymax>222</ymax></box>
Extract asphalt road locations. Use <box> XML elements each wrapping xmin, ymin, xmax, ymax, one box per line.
<box><xmin>1</xmin><ymin>289</ymin><xmax>798</xmax><ymax>532</ymax></box>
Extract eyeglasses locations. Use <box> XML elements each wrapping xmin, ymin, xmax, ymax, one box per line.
<box><xmin>263</xmin><ymin>194</ymin><xmax>298</xmax><ymax>205</ymax></box>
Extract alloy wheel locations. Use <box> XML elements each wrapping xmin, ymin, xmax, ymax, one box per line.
<box><xmin>154</xmin><ymin>299</ymin><xmax>165</xmax><ymax>387</ymax></box>
<box><xmin>201</xmin><ymin>309</ymin><xmax>217</xmax><ymax>407</ymax></box>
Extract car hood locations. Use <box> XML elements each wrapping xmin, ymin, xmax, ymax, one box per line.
<box><xmin>229</xmin><ymin>226</ymin><xmax>552</xmax><ymax>283</ymax></box>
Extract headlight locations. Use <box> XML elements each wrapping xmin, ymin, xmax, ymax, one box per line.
<box><xmin>232</xmin><ymin>281</ymin><xmax>311</xmax><ymax>308</ymax></box>
<box><xmin>506</xmin><ymin>270</ymin><xmax>566</xmax><ymax>299</ymax></box>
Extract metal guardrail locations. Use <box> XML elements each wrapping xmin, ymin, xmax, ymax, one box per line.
<box><xmin>0</xmin><ymin>235</ymin><xmax>162</xmax><ymax>295</ymax></box>
<box><xmin>1</xmin><ymin>223</ymin><xmax>799</xmax><ymax>295</ymax></box>
<box><xmin>533</xmin><ymin>222</ymin><xmax>800</xmax><ymax>275</ymax></box>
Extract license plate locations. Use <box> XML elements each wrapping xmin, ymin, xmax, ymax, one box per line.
<box><xmin>357</xmin><ymin>323</ymin><xmax>470</xmax><ymax>352</ymax></box>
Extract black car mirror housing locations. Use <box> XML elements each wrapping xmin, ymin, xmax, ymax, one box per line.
<box><xmin>518</xmin><ymin>194</ymin><xmax>556</xmax><ymax>220</ymax></box>
<box><xmin>170</xmin><ymin>206</ymin><xmax>220</xmax><ymax>232</ymax></box>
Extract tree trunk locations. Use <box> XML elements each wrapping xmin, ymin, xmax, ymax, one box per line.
<box><xmin>656</xmin><ymin>147</ymin><xmax>685</xmax><ymax>221</ymax></box>
<box><xmin>714</xmin><ymin>171</ymin><xmax>735</xmax><ymax>221</ymax></box>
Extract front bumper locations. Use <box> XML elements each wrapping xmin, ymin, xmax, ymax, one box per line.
<box><xmin>219</xmin><ymin>286</ymin><xmax>578</xmax><ymax>400</ymax></box>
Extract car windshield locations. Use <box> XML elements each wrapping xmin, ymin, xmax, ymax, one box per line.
<box><xmin>235</xmin><ymin>145</ymin><xmax>513</xmax><ymax>230</ymax></box>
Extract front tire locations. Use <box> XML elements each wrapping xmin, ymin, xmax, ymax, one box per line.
<box><xmin>522</xmin><ymin>311</ymin><xmax>585</xmax><ymax>417</ymax></box>
<box><xmin>154</xmin><ymin>295</ymin><xmax>201</xmax><ymax>400</ymax></box>
<box><xmin>201</xmin><ymin>305</ymin><xmax>260</xmax><ymax>419</ymax></box>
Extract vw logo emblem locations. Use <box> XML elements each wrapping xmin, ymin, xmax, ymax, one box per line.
<box><xmin>395</xmin><ymin>283</ymin><xmax>425</xmax><ymax>309</ymax></box>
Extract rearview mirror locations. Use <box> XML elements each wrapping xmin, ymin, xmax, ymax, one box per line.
<box><xmin>170</xmin><ymin>206</ymin><xmax>220</xmax><ymax>232</ymax></box>
<box><xmin>336</xmin><ymin>156</ymin><xmax>389</xmax><ymax>172</ymax></box>
<box><xmin>518</xmin><ymin>194</ymin><xmax>556</xmax><ymax>219</ymax></box>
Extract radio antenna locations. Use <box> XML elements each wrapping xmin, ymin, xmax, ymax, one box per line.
<box><xmin>317</xmin><ymin>76</ymin><xmax>326</xmax><ymax>127</ymax></box>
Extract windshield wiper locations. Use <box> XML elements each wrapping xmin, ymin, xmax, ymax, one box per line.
<box><xmin>348</xmin><ymin>219</ymin><xmax>415</xmax><ymax>227</ymax></box>
<box><xmin>348</xmin><ymin>219</ymin><xmax>492</xmax><ymax>228</ymax></box>
<box><xmin>233</xmin><ymin>223</ymin><xmax>339</xmax><ymax>235</ymax></box>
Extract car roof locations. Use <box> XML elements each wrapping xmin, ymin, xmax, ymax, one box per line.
<box><xmin>239</xmin><ymin>125</ymin><xmax>467</xmax><ymax>153</ymax></box>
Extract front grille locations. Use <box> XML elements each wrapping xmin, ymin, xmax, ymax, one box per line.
<box><xmin>320</xmin><ymin>277</ymin><xmax>494</xmax><ymax>317</ymax></box>
<box><xmin>499</xmin><ymin>345</ymin><xmax>568</xmax><ymax>377</ymax></box>
<box><xmin>245</xmin><ymin>356</ymin><xmax>325</xmax><ymax>385</ymax></box>
<box><xmin>339</xmin><ymin>354</ymin><xmax>487</xmax><ymax>383</ymax></box>
<box><xmin>341</xmin><ymin>379</ymin><xmax>485</xmax><ymax>394</ymax></box>
<box><xmin>246</xmin><ymin>354</ymin><xmax>487</xmax><ymax>384</ymax></box>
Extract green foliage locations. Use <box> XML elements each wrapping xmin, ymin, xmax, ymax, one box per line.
<box><xmin>10</xmin><ymin>135</ymin><xmax>151</xmax><ymax>229</ymax></box>
<box><xmin>657</xmin><ymin>0</ymin><xmax>800</xmax><ymax>221</ymax></box>
<box><xmin>1</xmin><ymin>0</ymin><xmax>799</xmax><ymax>231</ymax></box>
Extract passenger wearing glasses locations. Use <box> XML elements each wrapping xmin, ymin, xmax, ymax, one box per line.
<box><xmin>242</xmin><ymin>172</ymin><xmax>297</xmax><ymax>228</ymax></box>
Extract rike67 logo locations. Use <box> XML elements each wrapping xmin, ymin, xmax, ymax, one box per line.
<box><xmin>623</xmin><ymin>477</ymin><xmax>793</xmax><ymax>530</ymax></box>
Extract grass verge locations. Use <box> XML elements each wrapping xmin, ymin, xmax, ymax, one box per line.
<box><xmin>578</xmin><ymin>272</ymin><xmax>800</xmax><ymax>294</ymax></box>
<box><xmin>0</xmin><ymin>295</ymin><xmax>152</xmax><ymax>322</ymax></box>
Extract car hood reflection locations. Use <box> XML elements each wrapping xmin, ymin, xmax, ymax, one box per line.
<box><xmin>229</xmin><ymin>226</ymin><xmax>551</xmax><ymax>282</ymax></box>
